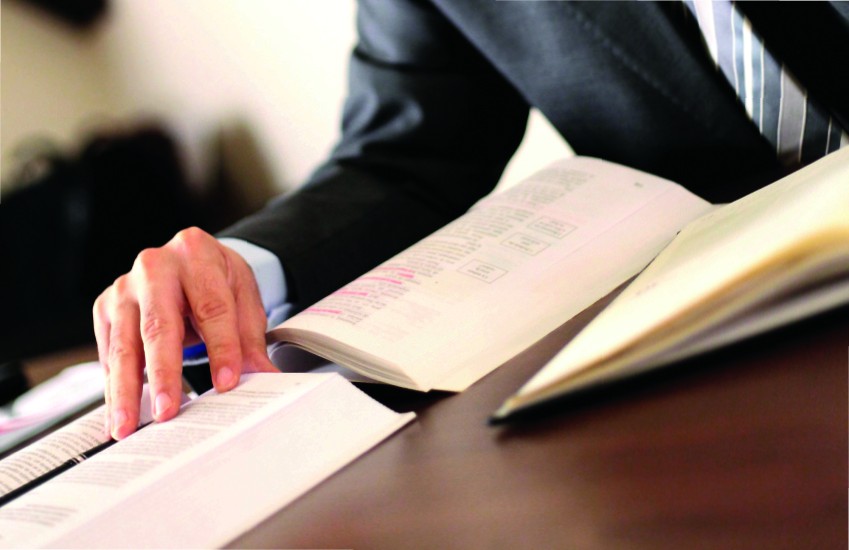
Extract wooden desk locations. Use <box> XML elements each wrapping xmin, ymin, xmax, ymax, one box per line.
<box><xmin>230</xmin><ymin>304</ymin><xmax>847</xmax><ymax>549</ymax></box>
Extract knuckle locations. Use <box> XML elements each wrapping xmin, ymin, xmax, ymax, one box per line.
<box><xmin>171</xmin><ymin>227</ymin><xmax>208</xmax><ymax>252</ymax></box>
<box><xmin>141</xmin><ymin>314</ymin><xmax>172</xmax><ymax>342</ymax></box>
<box><xmin>112</xmin><ymin>274</ymin><xmax>132</xmax><ymax>295</ymax></box>
<box><xmin>93</xmin><ymin>292</ymin><xmax>108</xmax><ymax>317</ymax></box>
<box><xmin>133</xmin><ymin>248</ymin><xmax>164</xmax><ymax>274</ymax></box>
<box><xmin>194</xmin><ymin>298</ymin><xmax>231</xmax><ymax>324</ymax></box>
<box><xmin>108</xmin><ymin>341</ymin><xmax>136</xmax><ymax>366</ymax></box>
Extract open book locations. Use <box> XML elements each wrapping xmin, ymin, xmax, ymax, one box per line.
<box><xmin>493</xmin><ymin>147</ymin><xmax>849</xmax><ymax>422</ymax></box>
<box><xmin>268</xmin><ymin>157</ymin><xmax>713</xmax><ymax>391</ymax></box>
<box><xmin>0</xmin><ymin>361</ymin><xmax>104</xmax><ymax>456</ymax></box>
<box><xmin>0</xmin><ymin>373</ymin><xmax>413</xmax><ymax>548</ymax></box>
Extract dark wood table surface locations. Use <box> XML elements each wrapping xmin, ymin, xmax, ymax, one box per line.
<box><xmin>230</xmin><ymin>302</ymin><xmax>848</xmax><ymax>550</ymax></box>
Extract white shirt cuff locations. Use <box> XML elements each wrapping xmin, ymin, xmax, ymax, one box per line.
<box><xmin>218</xmin><ymin>238</ymin><xmax>292</xmax><ymax>326</ymax></box>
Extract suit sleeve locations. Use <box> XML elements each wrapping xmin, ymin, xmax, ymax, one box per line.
<box><xmin>218</xmin><ymin>0</ymin><xmax>529</xmax><ymax>311</ymax></box>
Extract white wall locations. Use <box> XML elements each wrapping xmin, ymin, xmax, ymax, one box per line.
<box><xmin>2</xmin><ymin>0</ymin><xmax>570</xmax><ymax>200</ymax></box>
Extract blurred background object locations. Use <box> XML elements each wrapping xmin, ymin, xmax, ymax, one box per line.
<box><xmin>0</xmin><ymin>362</ymin><xmax>29</xmax><ymax>406</ymax></box>
<box><xmin>1</xmin><ymin>0</ymin><xmax>571</xmax><ymax>379</ymax></box>
<box><xmin>16</xmin><ymin>0</ymin><xmax>108</xmax><ymax>27</ymax></box>
<box><xmin>1</xmin><ymin>125</ymin><xmax>199</xmax><ymax>361</ymax></box>
<box><xmin>1</xmin><ymin>0</ymin><xmax>361</xmax><ymax>199</ymax></box>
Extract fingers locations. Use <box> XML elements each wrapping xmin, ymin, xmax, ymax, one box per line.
<box><xmin>133</xmin><ymin>248</ymin><xmax>186</xmax><ymax>424</ymax></box>
<box><xmin>94</xmin><ymin>277</ymin><xmax>146</xmax><ymax>439</ymax></box>
<box><xmin>91</xmin><ymin>226</ymin><xmax>275</xmax><ymax>437</ymax></box>
<box><xmin>93</xmin><ymin>291</ymin><xmax>113</xmax><ymax>434</ymax></box>
<box><xmin>176</xmin><ymin>229</ymin><xmax>244</xmax><ymax>392</ymax></box>
<box><xmin>106</xmin><ymin>276</ymin><xmax>145</xmax><ymax>438</ymax></box>
<box><xmin>229</xmin><ymin>250</ymin><xmax>279</xmax><ymax>375</ymax></box>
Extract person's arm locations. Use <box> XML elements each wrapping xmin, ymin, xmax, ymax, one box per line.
<box><xmin>94</xmin><ymin>0</ymin><xmax>529</xmax><ymax>439</ymax></box>
<box><xmin>217</xmin><ymin>0</ymin><xmax>530</xmax><ymax>310</ymax></box>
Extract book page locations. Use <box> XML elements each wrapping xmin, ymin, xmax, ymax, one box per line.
<box><xmin>512</xmin><ymin>148</ymin><xmax>849</xmax><ymax>404</ymax></box>
<box><xmin>0</xmin><ymin>387</ymin><xmax>159</xmax><ymax>496</ymax></box>
<box><xmin>0</xmin><ymin>373</ymin><xmax>413</xmax><ymax>548</ymax></box>
<box><xmin>0</xmin><ymin>361</ymin><xmax>104</xmax><ymax>455</ymax></box>
<box><xmin>270</xmin><ymin>157</ymin><xmax>713</xmax><ymax>391</ymax></box>
<box><xmin>0</xmin><ymin>407</ymin><xmax>107</xmax><ymax>497</ymax></box>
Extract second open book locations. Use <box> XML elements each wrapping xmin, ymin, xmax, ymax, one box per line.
<box><xmin>268</xmin><ymin>156</ymin><xmax>713</xmax><ymax>391</ymax></box>
<box><xmin>494</xmin><ymin>148</ymin><xmax>849</xmax><ymax>421</ymax></box>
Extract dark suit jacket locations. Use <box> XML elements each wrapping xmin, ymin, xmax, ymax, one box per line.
<box><xmin>220</xmin><ymin>0</ymin><xmax>848</xmax><ymax>312</ymax></box>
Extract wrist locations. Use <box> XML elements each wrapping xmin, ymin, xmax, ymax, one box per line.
<box><xmin>217</xmin><ymin>238</ymin><xmax>288</xmax><ymax>321</ymax></box>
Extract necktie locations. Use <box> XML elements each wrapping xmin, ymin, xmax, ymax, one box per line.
<box><xmin>685</xmin><ymin>0</ymin><xmax>848</xmax><ymax>167</ymax></box>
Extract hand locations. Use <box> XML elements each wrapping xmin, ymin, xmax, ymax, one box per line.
<box><xmin>93</xmin><ymin>227</ymin><xmax>277</xmax><ymax>439</ymax></box>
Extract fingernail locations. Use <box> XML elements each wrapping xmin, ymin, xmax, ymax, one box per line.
<box><xmin>217</xmin><ymin>367</ymin><xmax>234</xmax><ymax>389</ymax></box>
<box><xmin>112</xmin><ymin>409</ymin><xmax>127</xmax><ymax>438</ymax></box>
<box><xmin>154</xmin><ymin>392</ymin><xmax>172</xmax><ymax>419</ymax></box>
